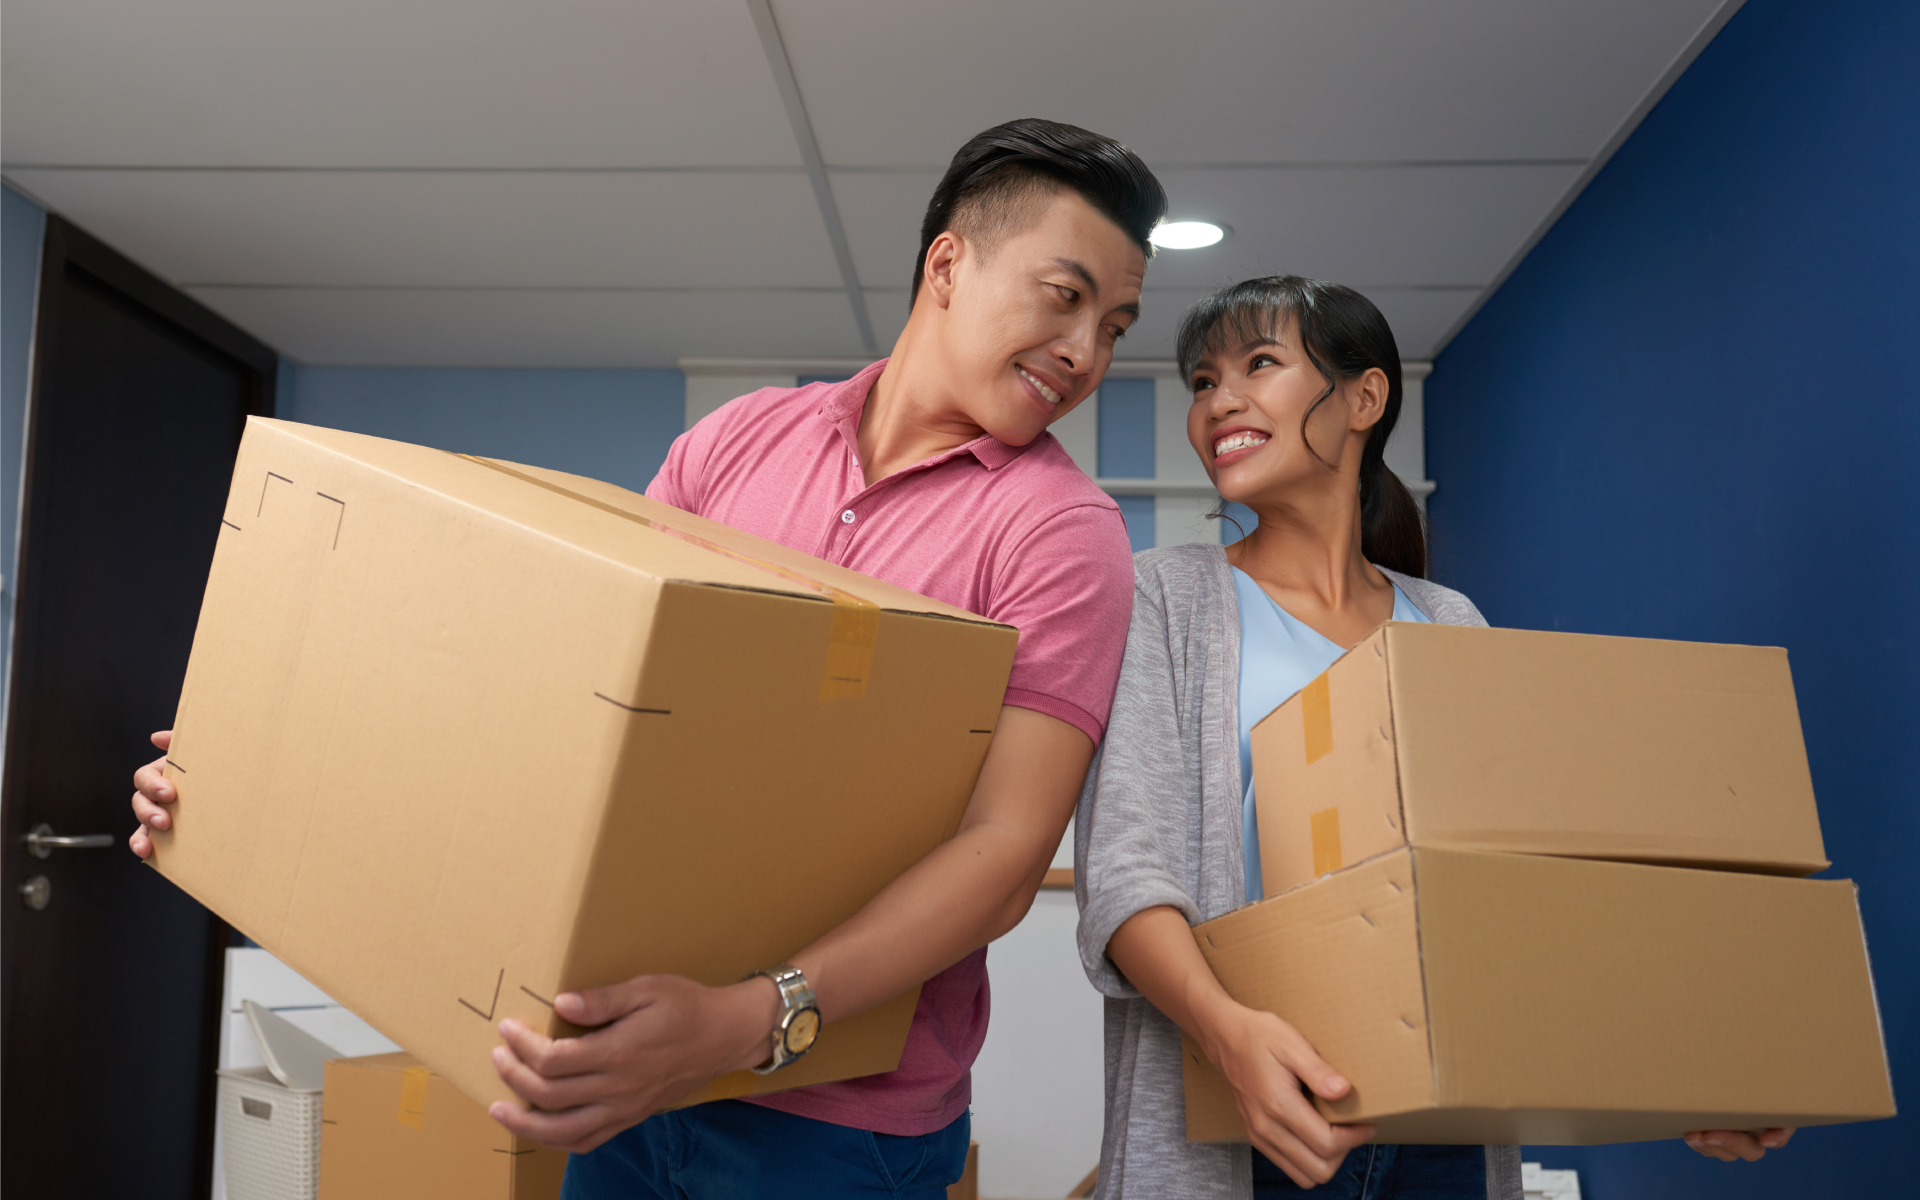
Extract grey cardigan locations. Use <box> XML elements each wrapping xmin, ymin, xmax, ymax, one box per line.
<box><xmin>1073</xmin><ymin>543</ymin><xmax>1521</xmax><ymax>1200</ymax></box>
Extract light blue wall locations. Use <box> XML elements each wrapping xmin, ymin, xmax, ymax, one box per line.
<box><xmin>2</xmin><ymin>184</ymin><xmax>47</xmax><ymax>707</ymax></box>
<box><xmin>282</xmin><ymin>366</ymin><xmax>686</xmax><ymax>495</ymax></box>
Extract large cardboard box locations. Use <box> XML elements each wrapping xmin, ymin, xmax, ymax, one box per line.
<box><xmin>321</xmin><ymin>1053</ymin><xmax>566</xmax><ymax>1200</ymax></box>
<box><xmin>152</xmin><ymin>418</ymin><xmax>1018</xmax><ymax>1108</ymax></box>
<box><xmin>1182</xmin><ymin>848</ymin><xmax>1895</xmax><ymax>1144</ymax></box>
<box><xmin>1252</xmin><ymin>623</ymin><xmax>1828</xmax><ymax>898</ymax></box>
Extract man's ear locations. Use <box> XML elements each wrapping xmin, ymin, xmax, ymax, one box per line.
<box><xmin>1349</xmin><ymin>367</ymin><xmax>1390</xmax><ymax>432</ymax></box>
<box><xmin>922</xmin><ymin>231</ymin><xmax>963</xmax><ymax>311</ymax></box>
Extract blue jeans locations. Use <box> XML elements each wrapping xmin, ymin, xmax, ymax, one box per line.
<box><xmin>1254</xmin><ymin>1144</ymin><xmax>1485</xmax><ymax>1199</ymax></box>
<box><xmin>560</xmin><ymin>1101</ymin><xmax>971</xmax><ymax>1200</ymax></box>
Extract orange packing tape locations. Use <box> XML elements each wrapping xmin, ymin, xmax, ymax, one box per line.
<box><xmin>1309</xmin><ymin>806</ymin><xmax>1344</xmax><ymax>878</ymax></box>
<box><xmin>458</xmin><ymin>456</ymin><xmax>881</xmax><ymax>699</ymax></box>
<box><xmin>397</xmin><ymin>1065</ymin><xmax>431</xmax><ymax>1129</ymax></box>
<box><xmin>1301</xmin><ymin>671</ymin><xmax>1333</xmax><ymax>764</ymax></box>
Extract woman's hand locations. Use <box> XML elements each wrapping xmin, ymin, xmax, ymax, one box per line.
<box><xmin>1684</xmin><ymin>1128</ymin><xmax>1793</xmax><ymax>1162</ymax></box>
<box><xmin>1106</xmin><ymin>906</ymin><xmax>1373</xmax><ymax>1189</ymax></box>
<box><xmin>1198</xmin><ymin>999</ymin><xmax>1376</xmax><ymax>1188</ymax></box>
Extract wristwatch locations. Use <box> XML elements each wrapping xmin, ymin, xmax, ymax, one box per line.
<box><xmin>747</xmin><ymin>963</ymin><xmax>821</xmax><ymax>1074</ymax></box>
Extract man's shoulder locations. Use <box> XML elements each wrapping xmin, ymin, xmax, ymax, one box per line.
<box><xmin>996</xmin><ymin>433</ymin><xmax>1121</xmax><ymax>516</ymax></box>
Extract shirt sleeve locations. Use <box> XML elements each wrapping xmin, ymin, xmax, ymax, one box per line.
<box><xmin>989</xmin><ymin>502</ymin><xmax>1136</xmax><ymax>744</ymax></box>
<box><xmin>644</xmin><ymin>399</ymin><xmax>743</xmax><ymax>511</ymax></box>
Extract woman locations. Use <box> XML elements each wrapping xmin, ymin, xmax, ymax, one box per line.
<box><xmin>1073</xmin><ymin>276</ymin><xmax>1510</xmax><ymax>1199</ymax></box>
<box><xmin>1074</xmin><ymin>276</ymin><xmax>1791</xmax><ymax>1198</ymax></box>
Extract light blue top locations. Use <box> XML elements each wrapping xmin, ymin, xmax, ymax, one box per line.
<box><xmin>1233</xmin><ymin>566</ymin><xmax>1431</xmax><ymax>902</ymax></box>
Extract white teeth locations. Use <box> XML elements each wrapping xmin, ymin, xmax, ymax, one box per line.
<box><xmin>1019</xmin><ymin>367</ymin><xmax>1063</xmax><ymax>405</ymax></box>
<box><xmin>1214</xmin><ymin>431</ymin><xmax>1270</xmax><ymax>457</ymax></box>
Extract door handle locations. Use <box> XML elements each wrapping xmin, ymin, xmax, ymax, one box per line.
<box><xmin>25</xmin><ymin>823</ymin><xmax>116</xmax><ymax>859</ymax></box>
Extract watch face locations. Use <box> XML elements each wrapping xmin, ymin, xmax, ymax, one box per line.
<box><xmin>785</xmin><ymin>1007</ymin><xmax>821</xmax><ymax>1054</ymax></box>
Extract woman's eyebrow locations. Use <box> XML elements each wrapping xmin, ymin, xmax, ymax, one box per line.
<box><xmin>1232</xmin><ymin>336</ymin><xmax>1284</xmax><ymax>355</ymax></box>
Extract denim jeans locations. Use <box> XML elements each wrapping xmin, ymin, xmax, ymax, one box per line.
<box><xmin>559</xmin><ymin>1100</ymin><xmax>971</xmax><ymax>1200</ymax></box>
<box><xmin>1253</xmin><ymin>1143</ymin><xmax>1486</xmax><ymax>1199</ymax></box>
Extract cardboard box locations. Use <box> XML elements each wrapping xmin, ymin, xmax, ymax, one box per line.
<box><xmin>1183</xmin><ymin>847</ymin><xmax>1895</xmax><ymax>1145</ymax></box>
<box><xmin>320</xmin><ymin>1052</ymin><xmax>566</xmax><ymax>1199</ymax></box>
<box><xmin>152</xmin><ymin>418</ymin><xmax>1018</xmax><ymax>1108</ymax></box>
<box><xmin>1252</xmin><ymin>623</ymin><xmax>1828</xmax><ymax>898</ymax></box>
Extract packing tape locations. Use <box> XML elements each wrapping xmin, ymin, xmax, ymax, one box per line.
<box><xmin>458</xmin><ymin>455</ymin><xmax>880</xmax><ymax>699</ymax></box>
<box><xmin>1309</xmin><ymin>807</ymin><xmax>1344</xmax><ymax>878</ymax></box>
<box><xmin>1301</xmin><ymin>672</ymin><xmax>1333</xmax><ymax>764</ymax></box>
<box><xmin>397</xmin><ymin>1065</ymin><xmax>431</xmax><ymax>1129</ymax></box>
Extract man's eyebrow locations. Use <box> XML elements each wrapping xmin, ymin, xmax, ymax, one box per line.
<box><xmin>1050</xmin><ymin>258</ymin><xmax>1100</xmax><ymax>294</ymax></box>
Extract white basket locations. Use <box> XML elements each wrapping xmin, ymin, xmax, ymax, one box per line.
<box><xmin>218</xmin><ymin>1067</ymin><xmax>322</xmax><ymax>1200</ymax></box>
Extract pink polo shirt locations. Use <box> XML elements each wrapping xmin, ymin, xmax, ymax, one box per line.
<box><xmin>647</xmin><ymin>358</ymin><xmax>1133</xmax><ymax>1134</ymax></box>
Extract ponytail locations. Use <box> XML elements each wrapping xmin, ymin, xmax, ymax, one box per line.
<box><xmin>1178</xmin><ymin>275</ymin><xmax>1429</xmax><ymax>579</ymax></box>
<box><xmin>1361</xmin><ymin>457</ymin><xmax>1427</xmax><ymax>578</ymax></box>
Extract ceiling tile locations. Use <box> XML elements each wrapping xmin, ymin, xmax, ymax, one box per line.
<box><xmin>192</xmin><ymin>287</ymin><xmax>868</xmax><ymax>368</ymax></box>
<box><xmin>2</xmin><ymin>0</ymin><xmax>799</xmax><ymax>168</ymax></box>
<box><xmin>9</xmin><ymin>169</ymin><xmax>842</xmax><ymax>289</ymax></box>
<box><xmin>779</xmin><ymin>0</ymin><xmax>1726</xmax><ymax>165</ymax></box>
<box><xmin>1119</xmin><ymin>285</ymin><xmax>1477</xmax><ymax>363</ymax></box>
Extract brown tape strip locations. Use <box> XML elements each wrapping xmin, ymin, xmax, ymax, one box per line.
<box><xmin>397</xmin><ymin>1065</ymin><xmax>431</xmax><ymax>1129</ymax></box>
<box><xmin>1301</xmin><ymin>672</ymin><xmax>1333</xmax><ymax>764</ymax></box>
<box><xmin>1309</xmin><ymin>807</ymin><xmax>1344</xmax><ymax>878</ymax></box>
<box><xmin>458</xmin><ymin>455</ymin><xmax>880</xmax><ymax>699</ymax></box>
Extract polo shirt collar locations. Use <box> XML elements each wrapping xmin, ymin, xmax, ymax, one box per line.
<box><xmin>818</xmin><ymin>358</ymin><xmax>1041</xmax><ymax>474</ymax></box>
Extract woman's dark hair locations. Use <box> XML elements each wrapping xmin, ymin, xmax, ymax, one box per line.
<box><xmin>1175</xmin><ymin>276</ymin><xmax>1427</xmax><ymax>578</ymax></box>
<box><xmin>909</xmin><ymin>118</ymin><xmax>1168</xmax><ymax>307</ymax></box>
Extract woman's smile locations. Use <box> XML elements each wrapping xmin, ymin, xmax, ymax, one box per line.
<box><xmin>1211</xmin><ymin>425</ymin><xmax>1271</xmax><ymax>467</ymax></box>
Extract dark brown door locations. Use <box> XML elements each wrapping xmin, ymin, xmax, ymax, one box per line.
<box><xmin>1</xmin><ymin>218</ymin><xmax>276</xmax><ymax>1200</ymax></box>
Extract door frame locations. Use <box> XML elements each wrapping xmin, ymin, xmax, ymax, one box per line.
<box><xmin>1</xmin><ymin>214</ymin><xmax>279</xmax><ymax>1196</ymax></box>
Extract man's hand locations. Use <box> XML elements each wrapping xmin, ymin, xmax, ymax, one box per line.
<box><xmin>489</xmin><ymin>974</ymin><xmax>780</xmax><ymax>1153</ymax></box>
<box><xmin>128</xmin><ymin>730</ymin><xmax>176</xmax><ymax>858</ymax></box>
<box><xmin>1684</xmin><ymin>1128</ymin><xmax>1793</xmax><ymax>1163</ymax></box>
<box><xmin>490</xmin><ymin>705</ymin><xmax>1091</xmax><ymax>1149</ymax></box>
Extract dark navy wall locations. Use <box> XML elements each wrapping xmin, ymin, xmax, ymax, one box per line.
<box><xmin>1425</xmin><ymin>1</ymin><xmax>1916</xmax><ymax>1196</ymax></box>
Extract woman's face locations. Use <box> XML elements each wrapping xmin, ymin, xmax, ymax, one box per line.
<box><xmin>1186</xmin><ymin>318</ymin><xmax>1380</xmax><ymax>508</ymax></box>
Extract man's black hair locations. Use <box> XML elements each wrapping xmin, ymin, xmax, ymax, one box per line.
<box><xmin>909</xmin><ymin>118</ymin><xmax>1167</xmax><ymax>308</ymax></box>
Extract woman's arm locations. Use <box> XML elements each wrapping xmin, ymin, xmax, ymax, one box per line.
<box><xmin>1107</xmin><ymin>905</ymin><xmax>1375</xmax><ymax>1189</ymax></box>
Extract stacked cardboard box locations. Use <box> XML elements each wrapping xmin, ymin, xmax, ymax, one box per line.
<box><xmin>152</xmin><ymin>418</ymin><xmax>1018</xmax><ymax>1110</ymax></box>
<box><xmin>1184</xmin><ymin>622</ymin><xmax>1895</xmax><ymax>1145</ymax></box>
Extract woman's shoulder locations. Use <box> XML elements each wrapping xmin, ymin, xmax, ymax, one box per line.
<box><xmin>1128</xmin><ymin>543</ymin><xmax>1231</xmax><ymax>623</ymax></box>
<box><xmin>1379</xmin><ymin>567</ymin><xmax>1490</xmax><ymax>628</ymax></box>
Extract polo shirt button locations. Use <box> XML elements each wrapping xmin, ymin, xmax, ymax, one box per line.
<box><xmin>841</xmin><ymin>509</ymin><xmax>856</xmax><ymax>524</ymax></box>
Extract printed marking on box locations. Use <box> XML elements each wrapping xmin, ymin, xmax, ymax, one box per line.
<box><xmin>1310</xmin><ymin>807</ymin><xmax>1343</xmax><ymax>877</ymax></box>
<box><xmin>1302</xmin><ymin>673</ymin><xmax>1333</xmax><ymax>763</ymax></box>
<box><xmin>398</xmin><ymin>1066</ymin><xmax>431</xmax><ymax>1129</ymax></box>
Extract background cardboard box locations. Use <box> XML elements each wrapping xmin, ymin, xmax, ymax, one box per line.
<box><xmin>321</xmin><ymin>1052</ymin><xmax>565</xmax><ymax>1200</ymax></box>
<box><xmin>1183</xmin><ymin>847</ymin><xmax>1894</xmax><ymax>1144</ymax></box>
<box><xmin>152</xmin><ymin>418</ymin><xmax>1018</xmax><ymax>1109</ymax></box>
<box><xmin>1252</xmin><ymin>623</ymin><xmax>1829</xmax><ymax>898</ymax></box>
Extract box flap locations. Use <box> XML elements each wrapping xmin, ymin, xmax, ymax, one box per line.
<box><xmin>1388</xmin><ymin>623</ymin><xmax>1828</xmax><ymax>874</ymax></box>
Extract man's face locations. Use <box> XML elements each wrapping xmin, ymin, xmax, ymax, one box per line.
<box><xmin>929</xmin><ymin>190</ymin><xmax>1147</xmax><ymax>446</ymax></box>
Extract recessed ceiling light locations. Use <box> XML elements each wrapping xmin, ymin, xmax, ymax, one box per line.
<box><xmin>1149</xmin><ymin>221</ymin><xmax>1226</xmax><ymax>250</ymax></box>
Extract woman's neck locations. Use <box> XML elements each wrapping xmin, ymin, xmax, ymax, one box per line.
<box><xmin>1228</xmin><ymin>482</ymin><xmax>1395</xmax><ymax>647</ymax></box>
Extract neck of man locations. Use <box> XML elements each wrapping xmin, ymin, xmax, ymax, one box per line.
<box><xmin>855</xmin><ymin>309</ymin><xmax>994</xmax><ymax>488</ymax></box>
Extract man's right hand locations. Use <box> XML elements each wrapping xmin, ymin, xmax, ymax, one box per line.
<box><xmin>128</xmin><ymin>730</ymin><xmax>176</xmax><ymax>859</ymax></box>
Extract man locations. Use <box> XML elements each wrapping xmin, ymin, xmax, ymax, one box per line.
<box><xmin>133</xmin><ymin>119</ymin><xmax>1168</xmax><ymax>1197</ymax></box>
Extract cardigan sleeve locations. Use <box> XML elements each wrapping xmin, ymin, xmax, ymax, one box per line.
<box><xmin>1074</xmin><ymin>564</ymin><xmax>1206</xmax><ymax>1000</ymax></box>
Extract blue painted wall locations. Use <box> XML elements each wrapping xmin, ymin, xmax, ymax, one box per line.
<box><xmin>2</xmin><ymin>184</ymin><xmax>47</xmax><ymax>716</ymax></box>
<box><xmin>1425</xmin><ymin>1</ymin><xmax>1917</xmax><ymax>1195</ymax></box>
<box><xmin>283</xmin><ymin>366</ymin><xmax>685</xmax><ymax>495</ymax></box>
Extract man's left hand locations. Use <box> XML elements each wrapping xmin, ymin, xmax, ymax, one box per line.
<box><xmin>488</xmin><ymin>973</ymin><xmax>777</xmax><ymax>1153</ymax></box>
<box><xmin>1684</xmin><ymin>1128</ymin><xmax>1793</xmax><ymax>1163</ymax></box>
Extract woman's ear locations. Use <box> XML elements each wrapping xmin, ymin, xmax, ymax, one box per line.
<box><xmin>1348</xmin><ymin>367</ymin><xmax>1390</xmax><ymax>431</ymax></box>
<box><xmin>921</xmin><ymin>232</ymin><xmax>963</xmax><ymax>311</ymax></box>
